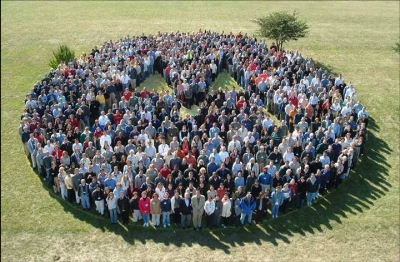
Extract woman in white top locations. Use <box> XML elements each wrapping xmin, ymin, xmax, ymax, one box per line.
<box><xmin>221</xmin><ymin>193</ymin><xmax>232</xmax><ymax>228</ymax></box>
<box><xmin>57</xmin><ymin>167</ymin><xmax>67</xmax><ymax>200</ymax></box>
<box><xmin>155</xmin><ymin>182</ymin><xmax>166</xmax><ymax>201</ymax></box>
<box><xmin>204</xmin><ymin>195</ymin><xmax>216</xmax><ymax>228</ymax></box>
<box><xmin>330</xmin><ymin>99</ymin><xmax>341</xmax><ymax>118</ymax></box>
<box><xmin>283</xmin><ymin>147</ymin><xmax>295</xmax><ymax>163</ymax></box>
<box><xmin>106</xmin><ymin>192</ymin><xmax>118</xmax><ymax>224</ymax></box>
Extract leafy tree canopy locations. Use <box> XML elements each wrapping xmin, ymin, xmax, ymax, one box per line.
<box><xmin>253</xmin><ymin>11</ymin><xmax>309</xmax><ymax>51</ymax></box>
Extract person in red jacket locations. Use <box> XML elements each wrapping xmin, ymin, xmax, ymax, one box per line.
<box><xmin>139</xmin><ymin>191</ymin><xmax>151</xmax><ymax>227</ymax></box>
<box><xmin>236</xmin><ymin>96</ymin><xmax>246</xmax><ymax>110</ymax></box>
<box><xmin>160</xmin><ymin>163</ymin><xmax>171</xmax><ymax>179</ymax></box>
<box><xmin>113</xmin><ymin>110</ymin><xmax>123</xmax><ymax>125</ymax></box>
<box><xmin>52</xmin><ymin>144</ymin><xmax>63</xmax><ymax>164</ymax></box>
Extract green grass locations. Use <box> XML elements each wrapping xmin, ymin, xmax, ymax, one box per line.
<box><xmin>1</xmin><ymin>1</ymin><xmax>399</xmax><ymax>262</ymax></box>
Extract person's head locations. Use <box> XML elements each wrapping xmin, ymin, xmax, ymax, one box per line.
<box><xmin>140</xmin><ymin>191</ymin><xmax>147</xmax><ymax>198</ymax></box>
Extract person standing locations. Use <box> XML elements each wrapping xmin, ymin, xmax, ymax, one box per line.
<box><xmin>106</xmin><ymin>192</ymin><xmax>118</xmax><ymax>224</ymax></box>
<box><xmin>255</xmin><ymin>192</ymin><xmax>268</xmax><ymax>223</ymax></box>
<box><xmin>230</xmin><ymin>193</ymin><xmax>242</xmax><ymax>228</ymax></box>
<box><xmin>221</xmin><ymin>193</ymin><xmax>232</xmax><ymax>228</ymax></box>
<box><xmin>191</xmin><ymin>189</ymin><xmax>205</xmax><ymax>231</ymax></box>
<box><xmin>240</xmin><ymin>192</ymin><xmax>256</xmax><ymax>226</ymax></box>
<box><xmin>214</xmin><ymin>195</ymin><xmax>223</xmax><ymax>228</ymax></box>
<box><xmin>204</xmin><ymin>195</ymin><xmax>215</xmax><ymax>229</ymax></box>
<box><xmin>92</xmin><ymin>184</ymin><xmax>105</xmax><ymax>216</ymax></box>
<box><xmin>139</xmin><ymin>191</ymin><xmax>151</xmax><ymax>227</ymax></box>
<box><xmin>179</xmin><ymin>192</ymin><xmax>192</xmax><ymax>229</ymax></box>
<box><xmin>27</xmin><ymin>133</ymin><xmax>38</xmax><ymax>169</ymax></box>
<box><xmin>161</xmin><ymin>192</ymin><xmax>172</xmax><ymax>228</ymax></box>
<box><xmin>64</xmin><ymin>170</ymin><xmax>75</xmax><ymax>204</ymax></box>
<box><xmin>271</xmin><ymin>186</ymin><xmax>284</xmax><ymax>218</ymax></box>
<box><xmin>306</xmin><ymin>173</ymin><xmax>319</xmax><ymax>206</ymax></box>
<box><xmin>118</xmin><ymin>191</ymin><xmax>130</xmax><ymax>225</ymax></box>
<box><xmin>150</xmin><ymin>193</ymin><xmax>162</xmax><ymax>228</ymax></box>
<box><xmin>78</xmin><ymin>178</ymin><xmax>91</xmax><ymax>210</ymax></box>
<box><xmin>129</xmin><ymin>192</ymin><xmax>142</xmax><ymax>223</ymax></box>
<box><xmin>71</xmin><ymin>168</ymin><xmax>83</xmax><ymax>205</ymax></box>
<box><xmin>171</xmin><ymin>191</ymin><xmax>181</xmax><ymax>226</ymax></box>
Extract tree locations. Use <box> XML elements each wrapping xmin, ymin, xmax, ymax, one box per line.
<box><xmin>253</xmin><ymin>11</ymin><xmax>309</xmax><ymax>52</ymax></box>
<box><xmin>49</xmin><ymin>44</ymin><xmax>75</xmax><ymax>69</ymax></box>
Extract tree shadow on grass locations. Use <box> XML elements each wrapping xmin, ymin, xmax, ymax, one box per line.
<box><xmin>314</xmin><ymin>60</ymin><xmax>339</xmax><ymax>77</ymax></box>
<box><xmin>36</xmin><ymin>112</ymin><xmax>391</xmax><ymax>251</ymax></box>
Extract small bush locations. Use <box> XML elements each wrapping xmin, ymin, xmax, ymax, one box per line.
<box><xmin>49</xmin><ymin>44</ymin><xmax>75</xmax><ymax>69</ymax></box>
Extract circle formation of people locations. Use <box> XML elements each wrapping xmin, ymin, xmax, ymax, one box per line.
<box><xmin>20</xmin><ymin>29</ymin><xmax>369</xmax><ymax>229</ymax></box>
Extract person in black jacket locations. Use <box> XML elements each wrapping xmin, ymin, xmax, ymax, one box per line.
<box><xmin>89</xmin><ymin>97</ymin><xmax>100</xmax><ymax>126</ymax></box>
<box><xmin>128</xmin><ymin>66</ymin><xmax>137</xmax><ymax>90</ymax></box>
<box><xmin>117</xmin><ymin>191</ymin><xmax>130</xmax><ymax>225</ymax></box>
<box><xmin>255</xmin><ymin>191</ymin><xmax>269</xmax><ymax>224</ymax></box>
<box><xmin>306</xmin><ymin>173</ymin><xmax>319</xmax><ymax>206</ymax></box>
<box><xmin>92</xmin><ymin>184</ymin><xmax>105</xmax><ymax>215</ymax></box>
<box><xmin>179</xmin><ymin>192</ymin><xmax>192</xmax><ymax>229</ymax></box>
<box><xmin>297</xmin><ymin>176</ymin><xmax>307</xmax><ymax>208</ymax></box>
<box><xmin>129</xmin><ymin>192</ymin><xmax>141</xmax><ymax>223</ymax></box>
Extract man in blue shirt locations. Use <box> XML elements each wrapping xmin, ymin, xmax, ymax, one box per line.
<box><xmin>258</xmin><ymin>167</ymin><xmax>271</xmax><ymax>191</ymax></box>
<box><xmin>207</xmin><ymin>157</ymin><xmax>219</xmax><ymax>176</ymax></box>
<box><xmin>104</xmin><ymin>174</ymin><xmax>117</xmax><ymax>191</ymax></box>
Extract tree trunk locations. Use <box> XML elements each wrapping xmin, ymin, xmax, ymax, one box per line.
<box><xmin>278</xmin><ymin>41</ymin><xmax>283</xmax><ymax>52</ymax></box>
<box><xmin>275</xmin><ymin>39</ymin><xmax>280</xmax><ymax>51</ymax></box>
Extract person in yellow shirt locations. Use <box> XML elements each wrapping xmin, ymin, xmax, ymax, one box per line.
<box><xmin>64</xmin><ymin>169</ymin><xmax>75</xmax><ymax>203</ymax></box>
<box><xmin>96</xmin><ymin>90</ymin><xmax>106</xmax><ymax>112</ymax></box>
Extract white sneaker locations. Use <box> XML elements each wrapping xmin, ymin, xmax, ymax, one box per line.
<box><xmin>164</xmin><ymin>225</ymin><xmax>166</xmax><ymax>228</ymax></box>
<box><xmin>146</xmin><ymin>223</ymin><xmax>149</xmax><ymax>227</ymax></box>
<box><xmin>143</xmin><ymin>223</ymin><xmax>146</xmax><ymax>227</ymax></box>
<box><xmin>168</xmin><ymin>224</ymin><xmax>170</xmax><ymax>227</ymax></box>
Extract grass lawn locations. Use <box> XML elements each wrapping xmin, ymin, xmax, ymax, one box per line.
<box><xmin>1</xmin><ymin>1</ymin><xmax>399</xmax><ymax>262</ymax></box>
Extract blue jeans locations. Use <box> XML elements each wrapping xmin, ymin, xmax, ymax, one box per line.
<box><xmin>271</xmin><ymin>203</ymin><xmax>280</xmax><ymax>218</ymax></box>
<box><xmin>45</xmin><ymin>168</ymin><xmax>51</xmax><ymax>184</ymax></box>
<box><xmin>142</xmin><ymin>213</ymin><xmax>150</xmax><ymax>224</ymax></box>
<box><xmin>240</xmin><ymin>212</ymin><xmax>252</xmax><ymax>225</ymax></box>
<box><xmin>307</xmin><ymin>192</ymin><xmax>317</xmax><ymax>206</ymax></box>
<box><xmin>162</xmin><ymin>212</ymin><xmax>170</xmax><ymax>226</ymax></box>
<box><xmin>81</xmin><ymin>194</ymin><xmax>90</xmax><ymax>209</ymax></box>
<box><xmin>109</xmin><ymin>208</ymin><xmax>117</xmax><ymax>224</ymax></box>
<box><xmin>241</xmin><ymin>77</ymin><xmax>246</xmax><ymax>88</ymax></box>
<box><xmin>84</xmin><ymin>116</ymin><xmax>90</xmax><ymax>128</ymax></box>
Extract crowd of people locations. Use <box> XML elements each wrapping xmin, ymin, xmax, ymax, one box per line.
<box><xmin>20</xmin><ymin>29</ymin><xmax>369</xmax><ymax>229</ymax></box>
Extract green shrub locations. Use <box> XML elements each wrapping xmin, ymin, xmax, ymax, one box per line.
<box><xmin>49</xmin><ymin>44</ymin><xmax>75</xmax><ymax>69</ymax></box>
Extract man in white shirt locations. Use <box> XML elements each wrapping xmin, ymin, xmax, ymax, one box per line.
<box><xmin>43</xmin><ymin>140</ymin><xmax>55</xmax><ymax>155</ymax></box>
<box><xmin>262</xmin><ymin>114</ymin><xmax>273</xmax><ymax>130</ymax></box>
<box><xmin>228</xmin><ymin>136</ymin><xmax>241</xmax><ymax>153</ymax></box>
<box><xmin>145</xmin><ymin>141</ymin><xmax>156</xmax><ymax>160</ymax></box>
<box><xmin>169</xmin><ymin>136</ymin><xmax>180</xmax><ymax>152</ymax></box>
<box><xmin>218</xmin><ymin>147</ymin><xmax>229</xmax><ymax>163</ymax></box>
<box><xmin>98</xmin><ymin>111</ymin><xmax>108</xmax><ymax>127</ymax></box>
<box><xmin>120</xmin><ymin>71</ymin><xmax>130</xmax><ymax>90</ymax></box>
<box><xmin>158</xmin><ymin>139</ymin><xmax>170</xmax><ymax>157</ymax></box>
